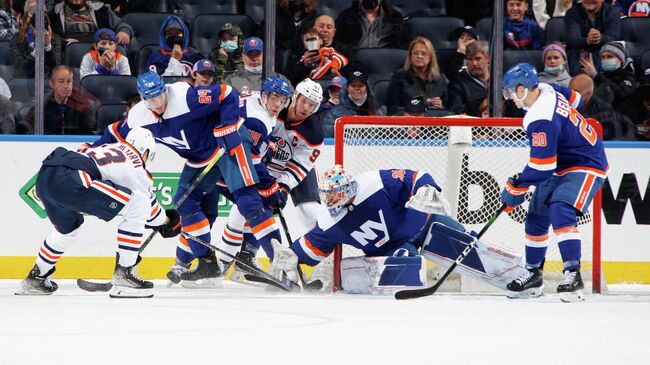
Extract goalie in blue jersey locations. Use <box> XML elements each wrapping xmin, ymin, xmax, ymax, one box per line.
<box><xmin>270</xmin><ymin>165</ymin><xmax>531</xmax><ymax>294</ymax></box>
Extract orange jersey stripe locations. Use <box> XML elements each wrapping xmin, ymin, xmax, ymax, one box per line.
<box><xmin>91</xmin><ymin>181</ymin><xmax>130</xmax><ymax>202</ymax></box>
<box><xmin>223</xmin><ymin>230</ymin><xmax>241</xmax><ymax>241</ymax></box>
<box><xmin>183</xmin><ymin>218</ymin><xmax>209</xmax><ymax>232</ymax></box>
<box><xmin>117</xmin><ymin>237</ymin><xmax>141</xmax><ymax>245</ymax></box>
<box><xmin>251</xmin><ymin>217</ymin><xmax>275</xmax><ymax>235</ymax></box>
<box><xmin>525</xmin><ymin>234</ymin><xmax>549</xmax><ymax>242</ymax></box>
<box><xmin>553</xmin><ymin>226</ymin><xmax>578</xmax><ymax>234</ymax></box>
<box><xmin>529</xmin><ymin>156</ymin><xmax>557</xmax><ymax>165</ymax></box>
<box><xmin>39</xmin><ymin>248</ymin><xmax>60</xmax><ymax>260</ymax></box>
<box><xmin>304</xmin><ymin>236</ymin><xmax>327</xmax><ymax>257</ymax></box>
<box><xmin>179</xmin><ymin>235</ymin><xmax>190</xmax><ymax>247</ymax></box>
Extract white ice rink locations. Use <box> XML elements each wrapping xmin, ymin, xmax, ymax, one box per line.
<box><xmin>1</xmin><ymin>280</ymin><xmax>649</xmax><ymax>365</ymax></box>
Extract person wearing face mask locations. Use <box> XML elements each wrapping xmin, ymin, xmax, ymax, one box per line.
<box><xmin>321</xmin><ymin>70</ymin><xmax>385</xmax><ymax>137</ymax></box>
<box><xmin>211</xmin><ymin>23</ymin><xmax>243</xmax><ymax>83</ymax></box>
<box><xmin>48</xmin><ymin>0</ymin><xmax>133</xmax><ymax>45</ymax></box>
<box><xmin>537</xmin><ymin>43</ymin><xmax>571</xmax><ymax>87</ymax></box>
<box><xmin>335</xmin><ymin>0</ymin><xmax>410</xmax><ymax>50</ymax></box>
<box><xmin>79</xmin><ymin>28</ymin><xmax>131</xmax><ymax>79</ymax></box>
<box><xmin>146</xmin><ymin>15</ymin><xmax>200</xmax><ymax>76</ymax></box>
<box><xmin>224</xmin><ymin>37</ymin><xmax>291</xmax><ymax>97</ymax></box>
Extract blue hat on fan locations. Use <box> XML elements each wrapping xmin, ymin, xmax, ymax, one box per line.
<box><xmin>243</xmin><ymin>37</ymin><xmax>264</xmax><ymax>54</ymax></box>
<box><xmin>94</xmin><ymin>28</ymin><xmax>117</xmax><ymax>43</ymax></box>
<box><xmin>193</xmin><ymin>59</ymin><xmax>216</xmax><ymax>74</ymax></box>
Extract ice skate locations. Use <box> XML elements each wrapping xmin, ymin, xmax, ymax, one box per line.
<box><xmin>166</xmin><ymin>263</ymin><xmax>190</xmax><ymax>285</ymax></box>
<box><xmin>178</xmin><ymin>253</ymin><xmax>222</xmax><ymax>286</ymax></box>
<box><xmin>506</xmin><ymin>267</ymin><xmax>544</xmax><ymax>299</ymax></box>
<box><xmin>231</xmin><ymin>250</ymin><xmax>265</xmax><ymax>286</ymax></box>
<box><xmin>110</xmin><ymin>264</ymin><xmax>154</xmax><ymax>298</ymax></box>
<box><xmin>557</xmin><ymin>270</ymin><xmax>585</xmax><ymax>302</ymax></box>
<box><xmin>15</xmin><ymin>265</ymin><xmax>58</xmax><ymax>295</ymax></box>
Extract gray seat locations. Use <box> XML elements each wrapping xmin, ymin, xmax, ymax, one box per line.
<box><xmin>80</xmin><ymin>75</ymin><xmax>138</xmax><ymax>104</ymax></box>
<box><xmin>191</xmin><ymin>14</ymin><xmax>255</xmax><ymax>58</ymax></box>
<box><xmin>407</xmin><ymin>16</ymin><xmax>465</xmax><ymax>50</ymax></box>
<box><xmin>621</xmin><ymin>17</ymin><xmax>650</xmax><ymax>59</ymax></box>
<box><xmin>476</xmin><ymin>17</ymin><xmax>492</xmax><ymax>42</ymax></box>
<box><xmin>95</xmin><ymin>103</ymin><xmax>127</xmax><ymax>134</ymax></box>
<box><xmin>8</xmin><ymin>78</ymin><xmax>36</xmax><ymax>102</ymax></box>
<box><xmin>503</xmin><ymin>49</ymin><xmax>544</xmax><ymax>72</ymax></box>
<box><xmin>0</xmin><ymin>41</ymin><xmax>14</xmax><ymax>82</ymax></box>
<box><xmin>386</xmin><ymin>0</ymin><xmax>446</xmax><ymax>17</ymax></box>
<box><xmin>245</xmin><ymin>0</ymin><xmax>265</xmax><ymax>25</ymax></box>
<box><xmin>171</xmin><ymin>0</ymin><xmax>238</xmax><ymax>25</ymax></box>
<box><xmin>372</xmin><ymin>79</ymin><xmax>390</xmax><ymax>108</ymax></box>
<box><xmin>354</xmin><ymin>48</ymin><xmax>408</xmax><ymax>83</ymax></box>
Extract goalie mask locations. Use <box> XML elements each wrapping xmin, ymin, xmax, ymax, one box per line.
<box><xmin>125</xmin><ymin>127</ymin><xmax>156</xmax><ymax>165</ymax></box>
<box><xmin>319</xmin><ymin>165</ymin><xmax>357</xmax><ymax>217</ymax></box>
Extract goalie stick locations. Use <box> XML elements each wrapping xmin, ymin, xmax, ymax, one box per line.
<box><xmin>394</xmin><ymin>204</ymin><xmax>506</xmax><ymax>300</ymax></box>
<box><xmin>77</xmin><ymin>148</ymin><xmax>225</xmax><ymax>293</ymax></box>
<box><xmin>277</xmin><ymin>210</ymin><xmax>323</xmax><ymax>291</ymax></box>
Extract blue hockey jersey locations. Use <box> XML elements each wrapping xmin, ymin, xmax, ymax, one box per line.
<box><xmin>94</xmin><ymin>82</ymin><xmax>241</xmax><ymax>167</ymax></box>
<box><xmin>239</xmin><ymin>93</ymin><xmax>277</xmax><ymax>181</ymax></box>
<box><xmin>504</xmin><ymin>17</ymin><xmax>542</xmax><ymax>50</ymax></box>
<box><xmin>512</xmin><ymin>83</ymin><xmax>609</xmax><ymax>191</ymax></box>
<box><xmin>290</xmin><ymin>169</ymin><xmax>436</xmax><ymax>266</ymax></box>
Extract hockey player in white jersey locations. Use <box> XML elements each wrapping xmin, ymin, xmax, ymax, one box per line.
<box><xmin>500</xmin><ymin>63</ymin><xmax>608</xmax><ymax>302</ymax></box>
<box><xmin>16</xmin><ymin>128</ymin><xmax>182</xmax><ymax>298</ymax></box>
<box><xmin>270</xmin><ymin>165</ymin><xmax>529</xmax><ymax>294</ymax></box>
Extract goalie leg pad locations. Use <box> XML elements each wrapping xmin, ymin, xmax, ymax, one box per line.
<box><xmin>423</xmin><ymin>223</ymin><xmax>528</xmax><ymax>290</ymax></box>
<box><xmin>341</xmin><ymin>256</ymin><xmax>427</xmax><ymax>295</ymax></box>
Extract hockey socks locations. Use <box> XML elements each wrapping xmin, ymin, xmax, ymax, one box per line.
<box><xmin>35</xmin><ymin>226</ymin><xmax>81</xmax><ymax>274</ymax></box>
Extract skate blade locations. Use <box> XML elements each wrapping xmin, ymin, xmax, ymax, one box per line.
<box><xmin>180</xmin><ymin>278</ymin><xmax>223</xmax><ymax>289</ymax></box>
<box><xmin>506</xmin><ymin>285</ymin><xmax>544</xmax><ymax>299</ymax></box>
<box><xmin>14</xmin><ymin>287</ymin><xmax>54</xmax><ymax>296</ymax></box>
<box><xmin>109</xmin><ymin>286</ymin><xmax>154</xmax><ymax>298</ymax></box>
<box><xmin>230</xmin><ymin>272</ymin><xmax>266</xmax><ymax>287</ymax></box>
<box><xmin>559</xmin><ymin>290</ymin><xmax>585</xmax><ymax>303</ymax></box>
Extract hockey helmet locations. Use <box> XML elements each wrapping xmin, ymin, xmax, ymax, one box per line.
<box><xmin>503</xmin><ymin>62</ymin><xmax>538</xmax><ymax>108</ymax></box>
<box><xmin>137</xmin><ymin>71</ymin><xmax>166</xmax><ymax>100</ymax></box>
<box><xmin>319</xmin><ymin>164</ymin><xmax>357</xmax><ymax>217</ymax></box>
<box><xmin>126</xmin><ymin>127</ymin><xmax>156</xmax><ymax>165</ymax></box>
<box><xmin>261</xmin><ymin>75</ymin><xmax>293</xmax><ymax>110</ymax></box>
<box><xmin>293</xmin><ymin>78</ymin><xmax>323</xmax><ymax>114</ymax></box>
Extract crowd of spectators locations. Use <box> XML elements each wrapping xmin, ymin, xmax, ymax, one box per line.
<box><xmin>0</xmin><ymin>0</ymin><xmax>648</xmax><ymax>140</ymax></box>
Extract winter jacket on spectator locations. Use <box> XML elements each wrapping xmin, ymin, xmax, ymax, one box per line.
<box><xmin>0</xmin><ymin>9</ymin><xmax>18</xmax><ymax>41</ymax></box>
<box><xmin>386</xmin><ymin>69</ymin><xmax>448</xmax><ymax>115</ymax></box>
<box><xmin>49</xmin><ymin>1</ymin><xmax>133</xmax><ymax>44</ymax></box>
<box><xmin>504</xmin><ymin>17</ymin><xmax>542</xmax><ymax>50</ymax></box>
<box><xmin>210</xmin><ymin>24</ymin><xmax>244</xmax><ymax>83</ymax></box>
<box><xmin>35</xmin><ymin>92</ymin><xmax>95</xmax><ymax>135</ymax></box>
<box><xmin>447</xmin><ymin>68</ymin><xmax>488</xmax><ymax>117</ymax></box>
<box><xmin>335</xmin><ymin>1</ymin><xmax>410</xmax><ymax>50</ymax></box>
<box><xmin>538</xmin><ymin>69</ymin><xmax>572</xmax><ymax>87</ymax></box>
<box><xmin>80</xmin><ymin>48</ymin><xmax>131</xmax><ymax>78</ymax></box>
<box><xmin>146</xmin><ymin>15</ymin><xmax>200</xmax><ymax>76</ymax></box>
<box><xmin>10</xmin><ymin>28</ymin><xmax>62</xmax><ymax>78</ymax></box>
<box><xmin>320</xmin><ymin>88</ymin><xmax>385</xmax><ymax>138</ymax></box>
<box><xmin>594</xmin><ymin>62</ymin><xmax>638</xmax><ymax>115</ymax></box>
<box><xmin>565</xmin><ymin>2</ymin><xmax>621</xmax><ymax>76</ymax></box>
<box><xmin>578</xmin><ymin>94</ymin><xmax>629</xmax><ymax>140</ymax></box>
<box><xmin>443</xmin><ymin>51</ymin><xmax>466</xmax><ymax>82</ymax></box>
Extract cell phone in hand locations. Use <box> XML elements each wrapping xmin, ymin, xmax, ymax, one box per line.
<box><xmin>306</xmin><ymin>37</ymin><xmax>319</xmax><ymax>51</ymax></box>
<box><xmin>580</xmin><ymin>51</ymin><xmax>590</xmax><ymax>60</ymax></box>
<box><xmin>98</xmin><ymin>47</ymin><xmax>106</xmax><ymax>56</ymax></box>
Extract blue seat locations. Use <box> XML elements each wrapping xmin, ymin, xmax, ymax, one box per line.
<box><xmin>80</xmin><ymin>75</ymin><xmax>138</xmax><ymax>104</ymax></box>
<box><xmin>407</xmin><ymin>16</ymin><xmax>465</xmax><ymax>50</ymax></box>
<box><xmin>191</xmin><ymin>14</ymin><xmax>255</xmax><ymax>58</ymax></box>
<box><xmin>170</xmin><ymin>0</ymin><xmax>238</xmax><ymax>25</ymax></box>
<box><xmin>386</xmin><ymin>0</ymin><xmax>446</xmax><ymax>17</ymax></box>
<box><xmin>122</xmin><ymin>12</ymin><xmax>172</xmax><ymax>57</ymax></box>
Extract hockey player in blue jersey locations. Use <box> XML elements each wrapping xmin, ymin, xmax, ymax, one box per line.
<box><xmin>500</xmin><ymin>63</ymin><xmax>608</xmax><ymax>302</ymax></box>
<box><xmin>93</xmin><ymin>72</ymin><xmax>284</xmax><ymax>286</ymax></box>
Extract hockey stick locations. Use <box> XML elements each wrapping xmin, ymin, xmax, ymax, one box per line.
<box><xmin>394</xmin><ymin>204</ymin><xmax>506</xmax><ymax>300</ymax></box>
<box><xmin>277</xmin><ymin>210</ymin><xmax>323</xmax><ymax>291</ymax></box>
<box><xmin>77</xmin><ymin>148</ymin><xmax>226</xmax><ymax>293</ymax></box>
<box><xmin>180</xmin><ymin>232</ymin><xmax>291</xmax><ymax>292</ymax></box>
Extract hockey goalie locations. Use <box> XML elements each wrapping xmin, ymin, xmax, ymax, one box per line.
<box><xmin>270</xmin><ymin>165</ymin><xmax>529</xmax><ymax>294</ymax></box>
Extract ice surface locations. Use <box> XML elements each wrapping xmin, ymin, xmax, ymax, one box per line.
<box><xmin>1</xmin><ymin>280</ymin><xmax>649</xmax><ymax>365</ymax></box>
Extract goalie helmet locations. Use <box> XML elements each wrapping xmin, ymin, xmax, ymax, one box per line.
<box><xmin>125</xmin><ymin>127</ymin><xmax>156</xmax><ymax>165</ymax></box>
<box><xmin>261</xmin><ymin>75</ymin><xmax>293</xmax><ymax>110</ymax></box>
<box><xmin>319</xmin><ymin>164</ymin><xmax>357</xmax><ymax>217</ymax></box>
<box><xmin>293</xmin><ymin>78</ymin><xmax>323</xmax><ymax>114</ymax></box>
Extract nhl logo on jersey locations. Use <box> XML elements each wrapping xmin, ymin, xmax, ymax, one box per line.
<box><xmin>110</xmin><ymin>202</ymin><xmax>118</xmax><ymax>209</ymax></box>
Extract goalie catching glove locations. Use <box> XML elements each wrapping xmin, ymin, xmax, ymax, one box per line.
<box><xmin>405</xmin><ymin>184</ymin><xmax>451</xmax><ymax>216</ymax></box>
<box><xmin>158</xmin><ymin>209</ymin><xmax>182</xmax><ymax>238</ymax></box>
<box><xmin>270</xmin><ymin>239</ymin><xmax>299</xmax><ymax>285</ymax></box>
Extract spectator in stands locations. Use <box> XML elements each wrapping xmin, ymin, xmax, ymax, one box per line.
<box><xmin>79</xmin><ymin>28</ymin><xmax>130</xmax><ymax>79</ymax></box>
<box><xmin>387</xmin><ymin>36</ymin><xmax>448</xmax><ymax>116</ymax></box>
<box><xmin>314</xmin><ymin>14</ymin><xmax>353</xmax><ymax>63</ymax></box>
<box><xmin>531</xmin><ymin>0</ymin><xmax>574</xmax><ymax>30</ymax></box>
<box><xmin>612</xmin><ymin>0</ymin><xmax>650</xmax><ymax>17</ymax></box>
<box><xmin>147</xmin><ymin>15</ymin><xmax>199</xmax><ymax>76</ymax></box>
<box><xmin>192</xmin><ymin>59</ymin><xmax>216</xmax><ymax>87</ymax></box>
<box><xmin>444</xmin><ymin>26</ymin><xmax>481</xmax><ymax>81</ymax></box>
<box><xmin>569</xmin><ymin>73</ymin><xmax>623</xmax><ymax>140</ymax></box>
<box><xmin>36</xmin><ymin>65</ymin><xmax>95</xmax><ymax>135</ymax></box>
<box><xmin>287</xmin><ymin>28</ymin><xmax>348</xmax><ymax>85</ymax></box>
<box><xmin>49</xmin><ymin>0</ymin><xmax>133</xmax><ymax>45</ymax></box>
<box><xmin>276</xmin><ymin>0</ymin><xmax>316</xmax><ymax>60</ymax></box>
<box><xmin>565</xmin><ymin>0</ymin><xmax>621</xmax><ymax>76</ymax></box>
<box><xmin>11</xmin><ymin>10</ymin><xmax>61</xmax><ymax>78</ymax></box>
<box><xmin>504</xmin><ymin>0</ymin><xmax>542</xmax><ymax>50</ymax></box>
<box><xmin>405</xmin><ymin>96</ymin><xmax>427</xmax><ymax>117</ymax></box>
<box><xmin>0</xmin><ymin>94</ymin><xmax>14</xmax><ymax>133</ymax></box>
<box><xmin>317</xmin><ymin>75</ymin><xmax>347</xmax><ymax>116</ymax></box>
<box><xmin>335</xmin><ymin>0</ymin><xmax>410</xmax><ymax>50</ymax></box>
<box><xmin>0</xmin><ymin>0</ymin><xmax>19</xmax><ymax>41</ymax></box>
<box><xmin>321</xmin><ymin>70</ymin><xmax>384</xmax><ymax>137</ymax></box>
<box><xmin>580</xmin><ymin>41</ymin><xmax>637</xmax><ymax>115</ymax></box>
<box><xmin>538</xmin><ymin>43</ymin><xmax>571</xmax><ymax>86</ymax></box>
<box><xmin>211</xmin><ymin>23</ymin><xmax>243</xmax><ymax>83</ymax></box>
<box><xmin>448</xmin><ymin>41</ymin><xmax>490</xmax><ymax>117</ymax></box>
<box><xmin>224</xmin><ymin>37</ymin><xmax>269</xmax><ymax>96</ymax></box>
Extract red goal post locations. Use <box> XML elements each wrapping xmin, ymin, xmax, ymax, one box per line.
<box><xmin>332</xmin><ymin>116</ymin><xmax>603</xmax><ymax>293</ymax></box>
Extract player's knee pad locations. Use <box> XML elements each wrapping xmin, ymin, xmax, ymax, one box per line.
<box><xmin>121</xmin><ymin>191</ymin><xmax>149</xmax><ymax>224</ymax></box>
<box><xmin>341</xmin><ymin>256</ymin><xmax>427</xmax><ymax>294</ymax></box>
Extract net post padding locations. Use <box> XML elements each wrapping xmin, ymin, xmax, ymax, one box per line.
<box><xmin>331</xmin><ymin>116</ymin><xmax>603</xmax><ymax>294</ymax></box>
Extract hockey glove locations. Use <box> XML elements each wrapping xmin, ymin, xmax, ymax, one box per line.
<box><xmin>405</xmin><ymin>184</ymin><xmax>451</xmax><ymax>216</ymax></box>
<box><xmin>257</xmin><ymin>179</ymin><xmax>289</xmax><ymax>210</ymax></box>
<box><xmin>158</xmin><ymin>209</ymin><xmax>182</xmax><ymax>238</ymax></box>
<box><xmin>501</xmin><ymin>177</ymin><xmax>527</xmax><ymax>212</ymax></box>
<box><xmin>213</xmin><ymin>122</ymin><xmax>244</xmax><ymax>152</ymax></box>
<box><xmin>270</xmin><ymin>238</ymin><xmax>299</xmax><ymax>285</ymax></box>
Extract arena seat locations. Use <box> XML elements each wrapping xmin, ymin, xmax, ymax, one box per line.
<box><xmin>621</xmin><ymin>17</ymin><xmax>650</xmax><ymax>59</ymax></box>
<box><xmin>171</xmin><ymin>0</ymin><xmax>238</xmax><ymax>25</ymax></box>
<box><xmin>407</xmin><ymin>16</ymin><xmax>465</xmax><ymax>50</ymax></box>
<box><xmin>317</xmin><ymin>0</ymin><xmax>352</xmax><ymax>18</ymax></box>
<box><xmin>245</xmin><ymin>0</ymin><xmax>265</xmax><ymax>25</ymax></box>
<box><xmin>191</xmin><ymin>14</ymin><xmax>255</xmax><ymax>58</ymax></box>
<box><xmin>545</xmin><ymin>17</ymin><xmax>566</xmax><ymax>45</ymax></box>
<box><xmin>122</xmin><ymin>12</ymin><xmax>171</xmax><ymax>57</ymax></box>
<box><xmin>7</xmin><ymin>78</ymin><xmax>35</xmax><ymax>102</ymax></box>
<box><xmin>476</xmin><ymin>17</ymin><xmax>492</xmax><ymax>42</ymax></box>
<box><xmin>354</xmin><ymin>48</ymin><xmax>407</xmax><ymax>82</ymax></box>
<box><xmin>503</xmin><ymin>49</ymin><xmax>544</xmax><ymax>71</ymax></box>
<box><xmin>80</xmin><ymin>75</ymin><xmax>138</xmax><ymax>104</ymax></box>
<box><xmin>386</xmin><ymin>0</ymin><xmax>446</xmax><ymax>17</ymax></box>
<box><xmin>0</xmin><ymin>41</ymin><xmax>13</xmax><ymax>82</ymax></box>
<box><xmin>372</xmin><ymin>79</ymin><xmax>390</xmax><ymax>107</ymax></box>
<box><xmin>95</xmin><ymin>103</ymin><xmax>127</xmax><ymax>134</ymax></box>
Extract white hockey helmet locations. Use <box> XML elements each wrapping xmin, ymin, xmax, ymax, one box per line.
<box><xmin>292</xmin><ymin>78</ymin><xmax>323</xmax><ymax>114</ymax></box>
<box><xmin>319</xmin><ymin>164</ymin><xmax>357</xmax><ymax>217</ymax></box>
<box><xmin>125</xmin><ymin>127</ymin><xmax>156</xmax><ymax>165</ymax></box>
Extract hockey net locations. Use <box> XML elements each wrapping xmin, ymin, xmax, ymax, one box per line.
<box><xmin>313</xmin><ymin>116</ymin><xmax>603</xmax><ymax>294</ymax></box>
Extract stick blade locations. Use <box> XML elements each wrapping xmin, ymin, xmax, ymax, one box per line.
<box><xmin>77</xmin><ymin>279</ymin><xmax>112</xmax><ymax>292</ymax></box>
<box><xmin>394</xmin><ymin>287</ymin><xmax>433</xmax><ymax>300</ymax></box>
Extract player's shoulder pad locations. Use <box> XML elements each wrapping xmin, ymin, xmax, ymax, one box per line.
<box><xmin>523</xmin><ymin>83</ymin><xmax>556</xmax><ymax>130</ymax></box>
<box><xmin>292</xmin><ymin>115</ymin><xmax>324</xmax><ymax>146</ymax></box>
